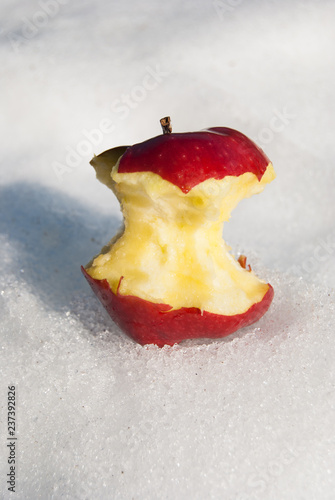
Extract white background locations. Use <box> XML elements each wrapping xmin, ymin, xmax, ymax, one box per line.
<box><xmin>1</xmin><ymin>1</ymin><xmax>335</xmax><ymax>499</ymax></box>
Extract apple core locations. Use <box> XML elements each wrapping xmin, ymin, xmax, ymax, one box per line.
<box><xmin>83</xmin><ymin>118</ymin><xmax>275</xmax><ymax>346</ymax></box>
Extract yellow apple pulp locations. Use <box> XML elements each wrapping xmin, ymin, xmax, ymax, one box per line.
<box><xmin>86</xmin><ymin>161</ymin><xmax>275</xmax><ymax>316</ymax></box>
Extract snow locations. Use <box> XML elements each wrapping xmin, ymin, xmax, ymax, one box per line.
<box><xmin>1</xmin><ymin>0</ymin><xmax>335</xmax><ymax>498</ymax></box>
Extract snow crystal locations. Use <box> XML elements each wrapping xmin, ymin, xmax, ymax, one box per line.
<box><xmin>1</xmin><ymin>0</ymin><xmax>335</xmax><ymax>498</ymax></box>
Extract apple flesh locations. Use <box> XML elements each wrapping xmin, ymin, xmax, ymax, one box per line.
<box><xmin>83</xmin><ymin>123</ymin><xmax>275</xmax><ymax>346</ymax></box>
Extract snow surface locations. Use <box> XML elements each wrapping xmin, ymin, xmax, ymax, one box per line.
<box><xmin>1</xmin><ymin>1</ymin><xmax>335</xmax><ymax>498</ymax></box>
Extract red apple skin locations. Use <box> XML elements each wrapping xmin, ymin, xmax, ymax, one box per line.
<box><xmin>118</xmin><ymin>128</ymin><xmax>270</xmax><ymax>194</ymax></box>
<box><xmin>81</xmin><ymin>267</ymin><xmax>274</xmax><ymax>347</ymax></box>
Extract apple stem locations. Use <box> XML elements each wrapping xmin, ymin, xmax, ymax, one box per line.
<box><xmin>160</xmin><ymin>116</ymin><xmax>172</xmax><ymax>135</ymax></box>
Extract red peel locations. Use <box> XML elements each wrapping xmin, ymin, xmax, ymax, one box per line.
<box><xmin>82</xmin><ymin>267</ymin><xmax>274</xmax><ymax>347</ymax></box>
<box><xmin>118</xmin><ymin>128</ymin><xmax>270</xmax><ymax>194</ymax></box>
